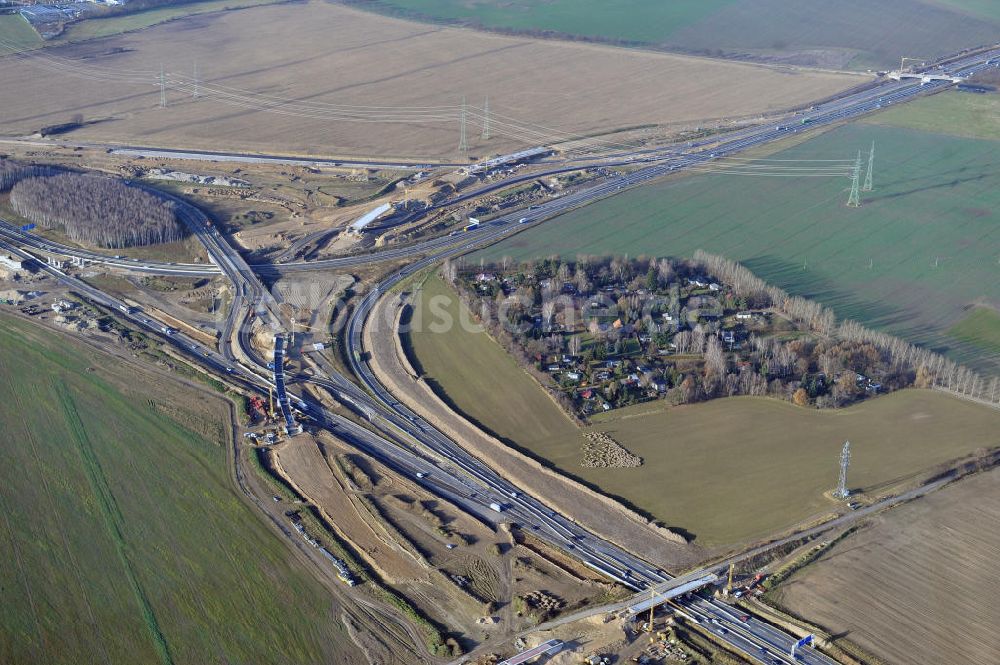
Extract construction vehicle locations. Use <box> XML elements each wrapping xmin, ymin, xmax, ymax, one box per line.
<box><xmin>582</xmin><ymin>655</ymin><xmax>610</xmax><ymax>665</ymax></box>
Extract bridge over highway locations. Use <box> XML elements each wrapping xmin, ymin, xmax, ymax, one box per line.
<box><xmin>6</xmin><ymin>43</ymin><xmax>998</xmax><ymax>665</ymax></box>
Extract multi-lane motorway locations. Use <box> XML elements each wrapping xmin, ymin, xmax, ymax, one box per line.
<box><xmin>5</xmin><ymin>45</ymin><xmax>998</xmax><ymax>665</ymax></box>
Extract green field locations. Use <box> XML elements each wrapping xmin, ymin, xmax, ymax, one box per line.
<box><xmin>476</xmin><ymin>116</ymin><xmax>1000</xmax><ymax>374</ymax></box>
<box><xmin>864</xmin><ymin>91</ymin><xmax>1000</xmax><ymax>141</ymax></box>
<box><xmin>581</xmin><ymin>391</ymin><xmax>1000</xmax><ymax>546</ymax></box>
<box><xmin>406</xmin><ymin>273</ymin><xmax>581</xmax><ymax>451</ymax></box>
<box><xmin>949</xmin><ymin>307</ymin><xmax>1000</xmax><ymax>357</ymax></box>
<box><xmin>361</xmin><ymin>0</ymin><xmax>1000</xmax><ymax>69</ymax></box>
<box><xmin>0</xmin><ymin>13</ymin><xmax>41</xmax><ymax>50</ymax></box>
<box><xmin>406</xmin><ymin>276</ymin><xmax>1000</xmax><ymax>547</ymax></box>
<box><xmin>53</xmin><ymin>0</ymin><xmax>284</xmax><ymax>43</ymax></box>
<box><xmin>0</xmin><ymin>0</ymin><xmax>284</xmax><ymax>53</ymax></box>
<box><xmin>0</xmin><ymin>315</ymin><xmax>356</xmax><ymax>664</ymax></box>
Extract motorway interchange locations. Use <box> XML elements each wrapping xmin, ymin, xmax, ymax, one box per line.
<box><xmin>5</xmin><ymin>45</ymin><xmax>999</xmax><ymax>665</ymax></box>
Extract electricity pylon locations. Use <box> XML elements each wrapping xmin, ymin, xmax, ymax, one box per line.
<box><xmin>834</xmin><ymin>441</ymin><xmax>851</xmax><ymax>499</ymax></box>
<box><xmin>458</xmin><ymin>96</ymin><xmax>469</xmax><ymax>152</ymax></box>
<box><xmin>862</xmin><ymin>140</ymin><xmax>874</xmax><ymax>191</ymax></box>
<box><xmin>846</xmin><ymin>150</ymin><xmax>862</xmax><ymax>207</ymax></box>
<box><xmin>481</xmin><ymin>95</ymin><xmax>491</xmax><ymax>140</ymax></box>
<box><xmin>159</xmin><ymin>64</ymin><xmax>167</xmax><ymax>108</ymax></box>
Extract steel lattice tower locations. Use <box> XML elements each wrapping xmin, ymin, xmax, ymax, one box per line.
<box><xmin>458</xmin><ymin>97</ymin><xmax>469</xmax><ymax>152</ymax></box>
<box><xmin>835</xmin><ymin>441</ymin><xmax>851</xmax><ymax>499</ymax></box>
<box><xmin>846</xmin><ymin>151</ymin><xmax>862</xmax><ymax>207</ymax></box>
<box><xmin>159</xmin><ymin>64</ymin><xmax>167</xmax><ymax>108</ymax></box>
<box><xmin>863</xmin><ymin>141</ymin><xmax>874</xmax><ymax>191</ymax></box>
<box><xmin>481</xmin><ymin>95</ymin><xmax>491</xmax><ymax>140</ymax></box>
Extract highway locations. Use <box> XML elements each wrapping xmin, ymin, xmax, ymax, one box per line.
<box><xmin>5</xmin><ymin>48</ymin><xmax>998</xmax><ymax>282</ymax></box>
<box><xmin>0</xmin><ymin>217</ymin><xmax>222</xmax><ymax>275</ymax></box>
<box><xmin>2</xmin><ymin>230</ymin><xmax>827</xmax><ymax>665</ymax></box>
<box><xmin>6</xmin><ymin>44</ymin><xmax>997</xmax><ymax>665</ymax></box>
<box><xmin>0</xmin><ymin>137</ymin><xmax>454</xmax><ymax>171</ymax></box>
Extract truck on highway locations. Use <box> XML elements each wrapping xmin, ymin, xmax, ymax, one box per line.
<box><xmin>117</xmin><ymin>304</ymin><xmax>136</xmax><ymax>314</ymax></box>
<box><xmin>160</xmin><ymin>325</ymin><xmax>178</xmax><ymax>335</ymax></box>
<box><xmin>489</xmin><ymin>502</ymin><xmax>505</xmax><ymax>513</ymax></box>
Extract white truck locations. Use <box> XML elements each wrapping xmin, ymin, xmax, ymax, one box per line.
<box><xmin>489</xmin><ymin>502</ymin><xmax>505</xmax><ymax>513</ymax></box>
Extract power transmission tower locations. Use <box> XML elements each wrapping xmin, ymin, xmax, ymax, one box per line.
<box><xmin>481</xmin><ymin>95</ymin><xmax>491</xmax><ymax>140</ymax></box>
<box><xmin>846</xmin><ymin>150</ymin><xmax>861</xmax><ymax>207</ymax></box>
<box><xmin>193</xmin><ymin>59</ymin><xmax>200</xmax><ymax>99</ymax></box>
<box><xmin>458</xmin><ymin>96</ymin><xmax>469</xmax><ymax>152</ymax></box>
<box><xmin>863</xmin><ymin>140</ymin><xmax>874</xmax><ymax>191</ymax></box>
<box><xmin>159</xmin><ymin>63</ymin><xmax>167</xmax><ymax>108</ymax></box>
<box><xmin>834</xmin><ymin>441</ymin><xmax>851</xmax><ymax>499</ymax></box>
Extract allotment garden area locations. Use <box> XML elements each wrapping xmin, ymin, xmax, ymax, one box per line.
<box><xmin>406</xmin><ymin>266</ymin><xmax>1000</xmax><ymax>547</ymax></box>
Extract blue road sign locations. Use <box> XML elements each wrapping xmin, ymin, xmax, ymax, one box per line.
<box><xmin>793</xmin><ymin>635</ymin><xmax>814</xmax><ymax>650</ymax></box>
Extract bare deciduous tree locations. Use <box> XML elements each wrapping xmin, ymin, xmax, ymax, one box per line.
<box><xmin>9</xmin><ymin>173</ymin><xmax>181</xmax><ymax>248</ymax></box>
<box><xmin>0</xmin><ymin>158</ymin><xmax>56</xmax><ymax>192</ymax></box>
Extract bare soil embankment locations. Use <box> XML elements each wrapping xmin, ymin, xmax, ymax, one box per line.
<box><xmin>364</xmin><ymin>290</ymin><xmax>703</xmax><ymax>571</ymax></box>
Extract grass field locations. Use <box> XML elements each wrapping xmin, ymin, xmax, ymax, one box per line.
<box><xmin>773</xmin><ymin>467</ymin><xmax>1000</xmax><ymax>665</ymax></box>
<box><xmin>405</xmin><ymin>276</ymin><xmax>1000</xmax><ymax>547</ymax></box>
<box><xmin>476</xmin><ymin>116</ymin><xmax>1000</xmax><ymax>374</ymax></box>
<box><xmin>52</xmin><ymin>0</ymin><xmax>284</xmax><ymax>44</ymax></box>
<box><xmin>0</xmin><ymin>1</ymin><xmax>859</xmax><ymax>159</ymax></box>
<box><xmin>361</xmin><ymin>0</ymin><xmax>1000</xmax><ymax>69</ymax></box>
<box><xmin>0</xmin><ymin>315</ymin><xmax>357</xmax><ymax>665</ymax></box>
<box><xmin>863</xmin><ymin>90</ymin><xmax>1000</xmax><ymax>141</ymax></box>
<box><xmin>582</xmin><ymin>392</ymin><xmax>1000</xmax><ymax>545</ymax></box>
<box><xmin>949</xmin><ymin>307</ymin><xmax>1000</xmax><ymax>357</ymax></box>
<box><xmin>405</xmin><ymin>273</ymin><xmax>581</xmax><ymax>451</ymax></box>
<box><xmin>0</xmin><ymin>13</ymin><xmax>41</xmax><ymax>50</ymax></box>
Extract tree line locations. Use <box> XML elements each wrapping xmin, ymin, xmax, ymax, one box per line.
<box><xmin>0</xmin><ymin>158</ymin><xmax>55</xmax><ymax>192</ymax></box>
<box><xmin>693</xmin><ymin>250</ymin><xmax>999</xmax><ymax>405</ymax></box>
<box><xmin>8</xmin><ymin>172</ymin><xmax>182</xmax><ymax>248</ymax></box>
<box><xmin>447</xmin><ymin>251</ymin><xmax>1000</xmax><ymax>415</ymax></box>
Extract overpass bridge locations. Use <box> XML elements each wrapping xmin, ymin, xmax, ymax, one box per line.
<box><xmin>624</xmin><ymin>574</ymin><xmax>718</xmax><ymax>617</ymax></box>
<box><xmin>888</xmin><ymin>71</ymin><xmax>965</xmax><ymax>83</ymax></box>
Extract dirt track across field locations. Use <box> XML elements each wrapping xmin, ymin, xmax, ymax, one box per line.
<box><xmin>0</xmin><ymin>1</ymin><xmax>865</xmax><ymax>159</ymax></box>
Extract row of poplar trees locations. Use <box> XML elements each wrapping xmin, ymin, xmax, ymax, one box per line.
<box><xmin>1</xmin><ymin>158</ymin><xmax>182</xmax><ymax>248</ymax></box>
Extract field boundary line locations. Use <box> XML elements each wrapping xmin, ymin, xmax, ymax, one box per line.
<box><xmin>932</xmin><ymin>385</ymin><xmax>1000</xmax><ymax>411</ymax></box>
<box><xmin>55</xmin><ymin>381</ymin><xmax>175</xmax><ymax>665</ymax></box>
